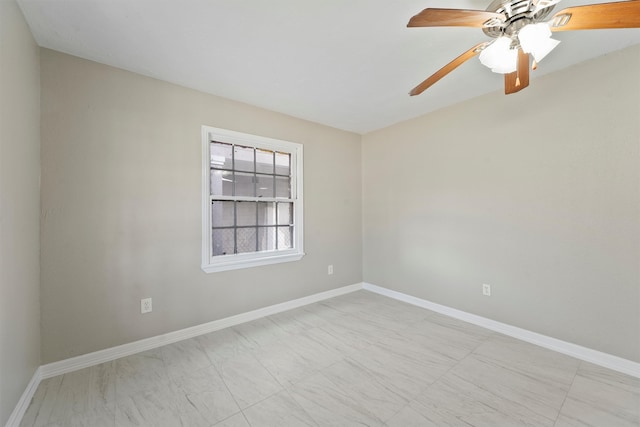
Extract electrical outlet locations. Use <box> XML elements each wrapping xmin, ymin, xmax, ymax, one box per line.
<box><xmin>482</xmin><ymin>284</ymin><xmax>491</xmax><ymax>296</ymax></box>
<box><xmin>328</xmin><ymin>265</ymin><xmax>333</xmax><ymax>275</ymax></box>
<box><xmin>141</xmin><ymin>298</ymin><xmax>152</xmax><ymax>314</ymax></box>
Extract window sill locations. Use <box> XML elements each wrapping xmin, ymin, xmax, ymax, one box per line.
<box><xmin>201</xmin><ymin>251</ymin><xmax>305</xmax><ymax>273</ymax></box>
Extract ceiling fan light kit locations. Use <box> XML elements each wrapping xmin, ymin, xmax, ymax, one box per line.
<box><xmin>479</xmin><ymin>36</ymin><xmax>519</xmax><ymax>73</ymax></box>
<box><xmin>477</xmin><ymin>22</ymin><xmax>560</xmax><ymax>73</ymax></box>
<box><xmin>407</xmin><ymin>0</ymin><xmax>640</xmax><ymax>95</ymax></box>
<box><xmin>518</xmin><ymin>22</ymin><xmax>561</xmax><ymax>62</ymax></box>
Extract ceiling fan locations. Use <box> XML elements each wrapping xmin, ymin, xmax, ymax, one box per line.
<box><xmin>407</xmin><ymin>0</ymin><xmax>640</xmax><ymax>95</ymax></box>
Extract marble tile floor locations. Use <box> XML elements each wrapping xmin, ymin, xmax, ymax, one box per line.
<box><xmin>21</xmin><ymin>290</ymin><xmax>640</xmax><ymax>426</ymax></box>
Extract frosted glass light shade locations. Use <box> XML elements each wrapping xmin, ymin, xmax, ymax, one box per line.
<box><xmin>518</xmin><ymin>23</ymin><xmax>560</xmax><ymax>62</ymax></box>
<box><xmin>479</xmin><ymin>37</ymin><xmax>517</xmax><ymax>74</ymax></box>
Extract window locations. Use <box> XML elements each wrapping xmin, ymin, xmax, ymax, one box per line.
<box><xmin>201</xmin><ymin>126</ymin><xmax>304</xmax><ymax>273</ymax></box>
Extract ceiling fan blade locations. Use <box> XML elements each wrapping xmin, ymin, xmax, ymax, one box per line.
<box><xmin>408</xmin><ymin>8</ymin><xmax>504</xmax><ymax>28</ymax></box>
<box><xmin>504</xmin><ymin>49</ymin><xmax>530</xmax><ymax>94</ymax></box>
<box><xmin>550</xmin><ymin>0</ymin><xmax>640</xmax><ymax>31</ymax></box>
<box><xmin>410</xmin><ymin>42</ymin><xmax>490</xmax><ymax>96</ymax></box>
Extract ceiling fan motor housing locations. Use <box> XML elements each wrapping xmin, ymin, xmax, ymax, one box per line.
<box><xmin>483</xmin><ymin>0</ymin><xmax>556</xmax><ymax>41</ymax></box>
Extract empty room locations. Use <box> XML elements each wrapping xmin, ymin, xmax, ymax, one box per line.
<box><xmin>1</xmin><ymin>0</ymin><xmax>639</xmax><ymax>426</ymax></box>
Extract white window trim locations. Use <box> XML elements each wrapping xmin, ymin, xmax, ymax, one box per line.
<box><xmin>201</xmin><ymin>126</ymin><xmax>304</xmax><ymax>273</ymax></box>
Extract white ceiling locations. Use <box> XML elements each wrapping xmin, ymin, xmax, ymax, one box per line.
<box><xmin>17</xmin><ymin>0</ymin><xmax>640</xmax><ymax>134</ymax></box>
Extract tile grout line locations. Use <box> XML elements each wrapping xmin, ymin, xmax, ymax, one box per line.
<box><xmin>551</xmin><ymin>360</ymin><xmax>581</xmax><ymax>426</ymax></box>
<box><xmin>371</xmin><ymin>326</ymin><xmax>494</xmax><ymax>425</ymax></box>
<box><xmin>208</xmin><ymin>358</ymin><xmax>245</xmax><ymax>422</ymax></box>
<box><xmin>190</xmin><ymin>338</ymin><xmax>248</xmax><ymax>425</ymax></box>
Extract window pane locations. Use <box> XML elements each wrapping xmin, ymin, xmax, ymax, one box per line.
<box><xmin>277</xmin><ymin>226</ymin><xmax>293</xmax><ymax>249</ymax></box>
<box><xmin>237</xmin><ymin>228</ymin><xmax>257</xmax><ymax>253</ymax></box>
<box><xmin>256</xmin><ymin>174</ymin><xmax>274</xmax><ymax>198</ymax></box>
<box><xmin>275</xmin><ymin>176</ymin><xmax>291</xmax><ymax>198</ymax></box>
<box><xmin>211</xmin><ymin>201</ymin><xmax>234</xmax><ymax>227</ymax></box>
<box><xmin>234</xmin><ymin>172</ymin><xmax>255</xmax><ymax>197</ymax></box>
<box><xmin>234</xmin><ymin>145</ymin><xmax>254</xmax><ymax>172</ymax></box>
<box><xmin>210</xmin><ymin>170</ymin><xmax>233</xmax><ymax>196</ymax></box>
<box><xmin>256</xmin><ymin>149</ymin><xmax>274</xmax><ymax>174</ymax></box>
<box><xmin>277</xmin><ymin>202</ymin><xmax>293</xmax><ymax>225</ymax></box>
<box><xmin>212</xmin><ymin>228</ymin><xmax>234</xmax><ymax>256</ymax></box>
<box><xmin>258</xmin><ymin>202</ymin><xmax>276</xmax><ymax>226</ymax></box>
<box><xmin>210</xmin><ymin>142</ymin><xmax>233</xmax><ymax>170</ymax></box>
<box><xmin>236</xmin><ymin>201</ymin><xmax>256</xmax><ymax>226</ymax></box>
<box><xmin>275</xmin><ymin>152</ymin><xmax>290</xmax><ymax>176</ymax></box>
<box><xmin>258</xmin><ymin>227</ymin><xmax>276</xmax><ymax>252</ymax></box>
<box><xmin>204</xmin><ymin>128</ymin><xmax>304</xmax><ymax>272</ymax></box>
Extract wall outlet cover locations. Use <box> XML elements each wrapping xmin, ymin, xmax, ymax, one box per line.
<box><xmin>141</xmin><ymin>298</ymin><xmax>152</xmax><ymax>314</ymax></box>
<box><xmin>482</xmin><ymin>284</ymin><xmax>491</xmax><ymax>296</ymax></box>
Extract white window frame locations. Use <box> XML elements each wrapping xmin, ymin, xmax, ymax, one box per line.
<box><xmin>201</xmin><ymin>126</ymin><xmax>304</xmax><ymax>273</ymax></box>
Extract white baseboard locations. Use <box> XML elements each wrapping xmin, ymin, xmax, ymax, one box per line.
<box><xmin>40</xmin><ymin>282</ymin><xmax>363</xmax><ymax>379</ymax></box>
<box><xmin>363</xmin><ymin>282</ymin><xmax>640</xmax><ymax>379</ymax></box>
<box><xmin>5</xmin><ymin>367</ymin><xmax>42</xmax><ymax>427</ymax></box>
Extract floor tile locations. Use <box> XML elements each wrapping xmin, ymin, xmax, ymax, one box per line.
<box><xmin>576</xmin><ymin>361</ymin><xmax>640</xmax><ymax>393</ymax></box>
<box><xmin>318</xmin><ymin>292</ymin><xmax>375</xmax><ymax>315</ymax></box>
<box><xmin>250</xmin><ymin>339</ymin><xmax>321</xmax><ymax>387</ymax></box>
<box><xmin>38</xmin><ymin>404</ymin><xmax>115</xmax><ymax>427</ymax></box>
<box><xmin>114</xmin><ymin>348</ymin><xmax>171</xmax><ymax>398</ymax></box>
<box><xmin>20</xmin><ymin>376</ymin><xmax>63</xmax><ymax>427</ymax></box>
<box><xmin>322</xmin><ymin>359</ymin><xmax>408</xmax><ymax>422</ymax></box>
<box><xmin>301</xmin><ymin>326</ymin><xmax>361</xmax><ymax>356</ymax></box>
<box><xmin>446</xmin><ymin>354</ymin><xmax>568</xmax><ymax>421</ymax></box>
<box><xmin>243</xmin><ymin>390</ymin><xmax>318</xmax><ymax>426</ymax></box>
<box><xmin>401</xmin><ymin>314</ymin><xmax>492</xmax><ymax>361</ymax></box>
<box><xmin>289</xmin><ymin>372</ymin><xmax>385</xmax><ymax>426</ymax></box>
<box><xmin>555</xmin><ymin>368</ymin><xmax>640</xmax><ymax>427</ymax></box>
<box><xmin>213</xmin><ymin>412</ymin><xmax>251</xmax><ymax>427</ymax></box>
<box><xmin>284</xmin><ymin>331</ymin><xmax>344</xmax><ymax>371</ymax></box>
<box><xmin>160</xmin><ymin>337</ymin><xmax>212</xmax><ymax>380</ymax></box>
<box><xmin>344</xmin><ymin>308</ymin><xmax>412</xmax><ymax>335</ymax></box>
<box><xmin>216</xmin><ymin>352</ymin><xmax>282</xmax><ymax>409</ymax></box>
<box><xmin>267</xmin><ymin>306</ymin><xmax>328</xmax><ymax>334</ymax></box>
<box><xmin>471</xmin><ymin>333</ymin><xmax>580</xmax><ymax>388</ymax></box>
<box><xmin>298</xmin><ymin>301</ymin><xmax>347</xmax><ymax>323</ymax></box>
<box><xmin>412</xmin><ymin>373</ymin><xmax>556</xmax><ymax>426</ymax></box>
<box><xmin>114</xmin><ymin>381</ymin><xmax>193</xmax><ymax>427</ymax></box>
<box><xmin>363</xmin><ymin>298</ymin><xmax>433</xmax><ymax>326</ymax></box>
<box><xmin>172</xmin><ymin>365</ymin><xmax>240</xmax><ymax>424</ymax></box>
<box><xmin>196</xmin><ymin>327</ymin><xmax>254</xmax><ymax>367</ymax></box>
<box><xmin>385</xmin><ymin>403</ymin><xmax>442</xmax><ymax>427</ymax></box>
<box><xmin>231</xmin><ymin>317</ymin><xmax>292</xmax><ymax>348</ymax></box>
<box><xmin>315</xmin><ymin>320</ymin><xmax>378</xmax><ymax>353</ymax></box>
<box><xmin>347</xmin><ymin>337</ymin><xmax>456</xmax><ymax>400</ymax></box>
<box><xmin>423</xmin><ymin>311</ymin><xmax>495</xmax><ymax>339</ymax></box>
<box><xmin>20</xmin><ymin>362</ymin><xmax>116</xmax><ymax>427</ymax></box>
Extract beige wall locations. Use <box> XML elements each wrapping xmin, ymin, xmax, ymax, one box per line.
<box><xmin>39</xmin><ymin>49</ymin><xmax>362</xmax><ymax>363</ymax></box>
<box><xmin>0</xmin><ymin>0</ymin><xmax>41</xmax><ymax>424</ymax></box>
<box><xmin>363</xmin><ymin>45</ymin><xmax>640</xmax><ymax>362</ymax></box>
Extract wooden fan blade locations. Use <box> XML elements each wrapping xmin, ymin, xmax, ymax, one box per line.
<box><xmin>410</xmin><ymin>42</ymin><xmax>489</xmax><ymax>96</ymax></box>
<box><xmin>408</xmin><ymin>8</ymin><xmax>504</xmax><ymax>28</ymax></box>
<box><xmin>550</xmin><ymin>0</ymin><xmax>640</xmax><ymax>31</ymax></box>
<box><xmin>504</xmin><ymin>49</ymin><xmax>530</xmax><ymax>94</ymax></box>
